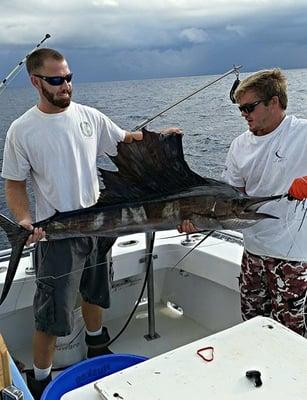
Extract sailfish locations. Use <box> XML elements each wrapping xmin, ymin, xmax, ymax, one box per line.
<box><xmin>0</xmin><ymin>128</ymin><xmax>281</xmax><ymax>305</ymax></box>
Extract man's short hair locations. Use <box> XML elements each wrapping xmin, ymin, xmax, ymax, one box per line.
<box><xmin>26</xmin><ymin>48</ymin><xmax>64</xmax><ymax>74</ymax></box>
<box><xmin>234</xmin><ymin>68</ymin><xmax>288</xmax><ymax>110</ymax></box>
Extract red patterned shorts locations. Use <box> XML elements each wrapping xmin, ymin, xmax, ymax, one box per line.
<box><xmin>240</xmin><ymin>249</ymin><xmax>307</xmax><ymax>336</ymax></box>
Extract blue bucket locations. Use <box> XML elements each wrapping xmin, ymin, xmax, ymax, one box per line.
<box><xmin>41</xmin><ymin>353</ymin><xmax>148</xmax><ymax>400</ymax></box>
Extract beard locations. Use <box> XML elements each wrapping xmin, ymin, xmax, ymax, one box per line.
<box><xmin>41</xmin><ymin>85</ymin><xmax>72</xmax><ymax>109</ymax></box>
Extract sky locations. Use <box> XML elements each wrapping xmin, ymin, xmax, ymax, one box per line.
<box><xmin>1</xmin><ymin>0</ymin><xmax>307</xmax><ymax>84</ymax></box>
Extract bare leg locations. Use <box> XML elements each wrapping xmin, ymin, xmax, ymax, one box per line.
<box><xmin>81</xmin><ymin>299</ymin><xmax>103</xmax><ymax>331</ymax></box>
<box><xmin>33</xmin><ymin>330</ymin><xmax>56</xmax><ymax>369</ymax></box>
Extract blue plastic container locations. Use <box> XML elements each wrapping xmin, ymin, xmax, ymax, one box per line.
<box><xmin>41</xmin><ymin>353</ymin><xmax>148</xmax><ymax>400</ymax></box>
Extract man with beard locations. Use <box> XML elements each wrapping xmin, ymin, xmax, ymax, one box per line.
<box><xmin>1</xmin><ymin>48</ymin><xmax>180</xmax><ymax>399</ymax></box>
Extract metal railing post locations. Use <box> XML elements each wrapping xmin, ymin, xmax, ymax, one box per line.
<box><xmin>144</xmin><ymin>232</ymin><xmax>160</xmax><ymax>340</ymax></box>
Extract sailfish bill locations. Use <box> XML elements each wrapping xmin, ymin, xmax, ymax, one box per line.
<box><xmin>0</xmin><ymin>128</ymin><xmax>282</xmax><ymax>306</ymax></box>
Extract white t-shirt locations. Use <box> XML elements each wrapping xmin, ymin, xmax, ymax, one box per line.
<box><xmin>1</xmin><ymin>102</ymin><xmax>126</xmax><ymax>221</ymax></box>
<box><xmin>222</xmin><ymin>115</ymin><xmax>307</xmax><ymax>261</ymax></box>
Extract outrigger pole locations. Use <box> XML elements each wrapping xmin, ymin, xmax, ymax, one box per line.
<box><xmin>0</xmin><ymin>34</ymin><xmax>51</xmax><ymax>96</ymax></box>
<box><xmin>133</xmin><ymin>64</ymin><xmax>242</xmax><ymax>131</ymax></box>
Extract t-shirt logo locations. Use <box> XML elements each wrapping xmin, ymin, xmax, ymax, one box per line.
<box><xmin>80</xmin><ymin>121</ymin><xmax>93</xmax><ymax>137</ymax></box>
<box><xmin>273</xmin><ymin>148</ymin><xmax>286</xmax><ymax>162</ymax></box>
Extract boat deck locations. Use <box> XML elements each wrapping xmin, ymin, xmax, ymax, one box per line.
<box><xmin>105</xmin><ymin>302</ymin><xmax>213</xmax><ymax>357</ymax></box>
<box><xmin>15</xmin><ymin>302</ymin><xmax>212</xmax><ymax>372</ymax></box>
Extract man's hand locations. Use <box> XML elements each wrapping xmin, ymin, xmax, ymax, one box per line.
<box><xmin>124</xmin><ymin>131</ymin><xmax>143</xmax><ymax>143</ymax></box>
<box><xmin>177</xmin><ymin>219</ymin><xmax>198</xmax><ymax>234</ymax></box>
<box><xmin>4</xmin><ymin>180</ymin><xmax>46</xmax><ymax>245</ymax></box>
<box><xmin>130</xmin><ymin>131</ymin><xmax>143</xmax><ymax>141</ymax></box>
<box><xmin>124</xmin><ymin>127</ymin><xmax>182</xmax><ymax>143</ymax></box>
<box><xmin>288</xmin><ymin>176</ymin><xmax>307</xmax><ymax>201</ymax></box>
<box><xmin>19</xmin><ymin>219</ymin><xmax>45</xmax><ymax>246</ymax></box>
<box><xmin>160</xmin><ymin>127</ymin><xmax>182</xmax><ymax>135</ymax></box>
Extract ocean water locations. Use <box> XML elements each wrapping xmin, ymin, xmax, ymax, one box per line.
<box><xmin>0</xmin><ymin>68</ymin><xmax>307</xmax><ymax>250</ymax></box>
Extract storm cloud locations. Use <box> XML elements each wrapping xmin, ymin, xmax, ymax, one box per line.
<box><xmin>1</xmin><ymin>0</ymin><xmax>307</xmax><ymax>83</ymax></box>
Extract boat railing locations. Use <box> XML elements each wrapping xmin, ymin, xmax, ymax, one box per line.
<box><xmin>211</xmin><ymin>230</ymin><xmax>243</xmax><ymax>246</ymax></box>
<box><xmin>0</xmin><ymin>245</ymin><xmax>34</xmax><ymax>263</ymax></box>
<box><xmin>0</xmin><ymin>230</ymin><xmax>243</xmax><ymax>264</ymax></box>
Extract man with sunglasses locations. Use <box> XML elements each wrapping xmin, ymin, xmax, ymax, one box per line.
<box><xmin>223</xmin><ymin>68</ymin><xmax>307</xmax><ymax>337</ymax></box>
<box><xmin>1</xmin><ymin>48</ymin><xmax>180</xmax><ymax>399</ymax></box>
<box><xmin>180</xmin><ymin>69</ymin><xmax>307</xmax><ymax>338</ymax></box>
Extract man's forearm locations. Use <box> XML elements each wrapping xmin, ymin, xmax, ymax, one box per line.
<box><xmin>5</xmin><ymin>179</ymin><xmax>32</xmax><ymax>223</ymax></box>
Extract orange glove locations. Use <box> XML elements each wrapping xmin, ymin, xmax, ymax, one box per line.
<box><xmin>288</xmin><ymin>176</ymin><xmax>307</xmax><ymax>200</ymax></box>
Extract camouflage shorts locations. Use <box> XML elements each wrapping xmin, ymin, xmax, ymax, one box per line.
<box><xmin>240</xmin><ymin>249</ymin><xmax>307</xmax><ymax>336</ymax></box>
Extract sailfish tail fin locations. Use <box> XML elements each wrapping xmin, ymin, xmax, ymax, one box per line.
<box><xmin>0</xmin><ymin>214</ymin><xmax>30</xmax><ymax>306</ymax></box>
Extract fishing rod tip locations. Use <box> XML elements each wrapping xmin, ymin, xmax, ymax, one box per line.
<box><xmin>45</xmin><ymin>34</ymin><xmax>51</xmax><ymax>38</ymax></box>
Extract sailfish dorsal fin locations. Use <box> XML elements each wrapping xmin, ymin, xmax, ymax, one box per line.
<box><xmin>97</xmin><ymin>128</ymin><xmax>209</xmax><ymax>205</ymax></box>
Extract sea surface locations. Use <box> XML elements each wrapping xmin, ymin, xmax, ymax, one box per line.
<box><xmin>0</xmin><ymin>68</ymin><xmax>307</xmax><ymax>250</ymax></box>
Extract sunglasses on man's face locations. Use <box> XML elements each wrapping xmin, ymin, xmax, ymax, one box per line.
<box><xmin>238</xmin><ymin>100</ymin><xmax>263</xmax><ymax>114</ymax></box>
<box><xmin>33</xmin><ymin>73</ymin><xmax>73</xmax><ymax>86</ymax></box>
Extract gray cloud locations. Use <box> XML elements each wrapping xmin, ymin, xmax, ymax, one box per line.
<box><xmin>1</xmin><ymin>1</ymin><xmax>307</xmax><ymax>83</ymax></box>
<box><xmin>180</xmin><ymin>28</ymin><xmax>210</xmax><ymax>44</ymax></box>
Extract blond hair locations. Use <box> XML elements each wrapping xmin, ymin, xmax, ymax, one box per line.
<box><xmin>234</xmin><ymin>68</ymin><xmax>288</xmax><ymax>110</ymax></box>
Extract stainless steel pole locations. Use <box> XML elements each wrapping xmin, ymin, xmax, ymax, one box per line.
<box><xmin>0</xmin><ymin>34</ymin><xmax>51</xmax><ymax>96</ymax></box>
<box><xmin>144</xmin><ymin>232</ymin><xmax>160</xmax><ymax>340</ymax></box>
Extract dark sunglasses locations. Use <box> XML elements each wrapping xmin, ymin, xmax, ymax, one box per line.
<box><xmin>33</xmin><ymin>73</ymin><xmax>73</xmax><ymax>86</ymax></box>
<box><xmin>238</xmin><ymin>100</ymin><xmax>263</xmax><ymax>114</ymax></box>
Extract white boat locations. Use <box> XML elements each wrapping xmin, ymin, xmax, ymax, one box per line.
<box><xmin>0</xmin><ymin>54</ymin><xmax>305</xmax><ymax>398</ymax></box>
<box><xmin>0</xmin><ymin>229</ymin><xmax>242</xmax><ymax>361</ymax></box>
<box><xmin>0</xmin><ymin>229</ymin><xmax>306</xmax><ymax>399</ymax></box>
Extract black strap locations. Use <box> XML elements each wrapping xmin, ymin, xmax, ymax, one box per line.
<box><xmin>230</xmin><ymin>77</ymin><xmax>240</xmax><ymax>104</ymax></box>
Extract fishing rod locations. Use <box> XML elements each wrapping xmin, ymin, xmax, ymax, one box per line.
<box><xmin>0</xmin><ymin>34</ymin><xmax>51</xmax><ymax>96</ymax></box>
<box><xmin>132</xmin><ymin>64</ymin><xmax>243</xmax><ymax>131</ymax></box>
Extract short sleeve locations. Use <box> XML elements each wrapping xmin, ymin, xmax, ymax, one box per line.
<box><xmin>96</xmin><ymin>113</ymin><xmax>126</xmax><ymax>156</ymax></box>
<box><xmin>1</xmin><ymin>124</ymin><xmax>31</xmax><ymax>181</ymax></box>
